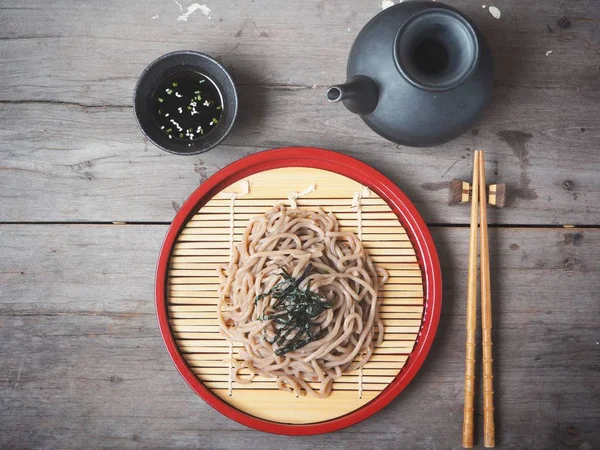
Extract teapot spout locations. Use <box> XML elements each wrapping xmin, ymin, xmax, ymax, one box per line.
<box><xmin>326</xmin><ymin>75</ymin><xmax>379</xmax><ymax>115</ymax></box>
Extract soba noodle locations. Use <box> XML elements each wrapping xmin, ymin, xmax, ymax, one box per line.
<box><xmin>217</xmin><ymin>204</ymin><xmax>387</xmax><ymax>397</ymax></box>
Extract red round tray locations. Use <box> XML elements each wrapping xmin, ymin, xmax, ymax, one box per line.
<box><xmin>156</xmin><ymin>147</ymin><xmax>442</xmax><ymax>434</ymax></box>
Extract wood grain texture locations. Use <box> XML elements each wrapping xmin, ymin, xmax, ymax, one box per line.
<box><xmin>1</xmin><ymin>225</ymin><xmax>598</xmax><ymax>449</ymax></box>
<box><xmin>0</xmin><ymin>90</ymin><xmax>598</xmax><ymax>224</ymax></box>
<box><xmin>479</xmin><ymin>153</ymin><xmax>496</xmax><ymax>448</ymax></box>
<box><xmin>462</xmin><ymin>152</ymin><xmax>480</xmax><ymax>448</ymax></box>
<box><xmin>0</xmin><ymin>0</ymin><xmax>599</xmax><ymax>224</ymax></box>
<box><xmin>0</xmin><ymin>1</ymin><xmax>598</xmax><ymax>103</ymax></box>
<box><xmin>0</xmin><ymin>0</ymin><xmax>599</xmax><ymax>447</ymax></box>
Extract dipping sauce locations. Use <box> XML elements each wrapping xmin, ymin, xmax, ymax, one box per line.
<box><xmin>152</xmin><ymin>71</ymin><xmax>223</xmax><ymax>143</ymax></box>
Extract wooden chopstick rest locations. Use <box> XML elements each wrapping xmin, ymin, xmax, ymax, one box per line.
<box><xmin>449</xmin><ymin>178</ymin><xmax>506</xmax><ymax>208</ymax></box>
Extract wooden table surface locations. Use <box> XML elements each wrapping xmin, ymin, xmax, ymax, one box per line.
<box><xmin>1</xmin><ymin>0</ymin><xmax>598</xmax><ymax>448</ymax></box>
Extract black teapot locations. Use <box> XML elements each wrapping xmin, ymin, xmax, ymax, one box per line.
<box><xmin>327</xmin><ymin>1</ymin><xmax>493</xmax><ymax>147</ymax></box>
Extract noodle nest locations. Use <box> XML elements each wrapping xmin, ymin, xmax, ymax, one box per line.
<box><xmin>218</xmin><ymin>204</ymin><xmax>387</xmax><ymax>397</ymax></box>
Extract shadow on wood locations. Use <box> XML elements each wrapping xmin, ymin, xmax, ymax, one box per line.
<box><xmin>474</xmin><ymin>21</ymin><xmax>531</xmax><ymax>130</ymax></box>
<box><xmin>223</xmin><ymin>65</ymin><xmax>269</xmax><ymax>145</ymax></box>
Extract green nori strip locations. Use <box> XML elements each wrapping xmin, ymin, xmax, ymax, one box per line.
<box><xmin>257</xmin><ymin>264</ymin><xmax>331</xmax><ymax>355</ymax></box>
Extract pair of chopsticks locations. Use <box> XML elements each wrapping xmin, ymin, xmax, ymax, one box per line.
<box><xmin>462</xmin><ymin>151</ymin><xmax>495</xmax><ymax>448</ymax></box>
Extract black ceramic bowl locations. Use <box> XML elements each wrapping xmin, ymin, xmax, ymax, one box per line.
<box><xmin>134</xmin><ymin>51</ymin><xmax>238</xmax><ymax>155</ymax></box>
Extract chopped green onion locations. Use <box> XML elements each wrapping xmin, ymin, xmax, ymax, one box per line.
<box><xmin>157</xmin><ymin>97</ymin><xmax>164</xmax><ymax>103</ymax></box>
<box><xmin>165</xmin><ymin>128</ymin><xmax>172</xmax><ymax>133</ymax></box>
<box><xmin>199</xmin><ymin>79</ymin><xmax>205</xmax><ymax>83</ymax></box>
<box><xmin>179</xmin><ymin>133</ymin><xmax>184</xmax><ymax>138</ymax></box>
<box><xmin>216</xmin><ymin>106</ymin><xmax>222</xmax><ymax>110</ymax></box>
<box><xmin>172</xmin><ymin>81</ymin><xmax>178</xmax><ymax>87</ymax></box>
<box><xmin>166</xmin><ymin>89</ymin><xmax>173</xmax><ymax>94</ymax></box>
<box><xmin>212</xmin><ymin>117</ymin><xmax>219</xmax><ymax>124</ymax></box>
<box><xmin>187</xmin><ymin>106</ymin><xmax>192</xmax><ymax>110</ymax></box>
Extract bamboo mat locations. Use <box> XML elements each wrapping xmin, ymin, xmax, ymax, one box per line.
<box><xmin>166</xmin><ymin>168</ymin><xmax>425</xmax><ymax>424</ymax></box>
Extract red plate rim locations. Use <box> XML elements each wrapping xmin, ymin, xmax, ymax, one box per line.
<box><xmin>155</xmin><ymin>147</ymin><xmax>442</xmax><ymax>435</ymax></box>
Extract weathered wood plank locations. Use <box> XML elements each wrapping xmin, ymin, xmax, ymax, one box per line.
<box><xmin>0</xmin><ymin>0</ymin><xmax>598</xmax><ymax>225</ymax></box>
<box><xmin>0</xmin><ymin>86</ymin><xmax>598</xmax><ymax>224</ymax></box>
<box><xmin>0</xmin><ymin>1</ymin><xmax>598</xmax><ymax>104</ymax></box>
<box><xmin>0</xmin><ymin>225</ymin><xmax>598</xmax><ymax>448</ymax></box>
<box><xmin>0</xmin><ymin>1</ymin><xmax>599</xmax><ymax>449</ymax></box>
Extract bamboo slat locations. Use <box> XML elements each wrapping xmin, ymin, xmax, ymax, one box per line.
<box><xmin>173</xmin><ymin>326</ymin><xmax>422</xmax><ymax>334</ymax></box>
<box><xmin>168</xmin><ymin>296</ymin><xmax>425</xmax><ymax>306</ymax></box>
<box><xmin>173</xmin><ymin>332</ymin><xmax>420</xmax><ymax>341</ymax></box>
<box><xmin>194</xmin><ymin>367</ymin><xmax>401</xmax><ymax>377</ymax></box>
<box><xmin>168</xmin><ymin>259</ymin><xmax>419</xmax><ymax>268</ymax></box>
<box><xmin>175</xmin><ymin>339</ymin><xmax>417</xmax><ymax>351</ymax></box>
<box><xmin>167</xmin><ymin>288</ymin><xmax>423</xmax><ymax>298</ymax></box>
<box><xmin>185</xmin><ymin>218</ymin><xmax>404</xmax><ymax>227</ymax></box>
<box><xmin>193</xmin><ymin>209</ymin><xmax>399</xmax><ymax>218</ymax></box>
<box><xmin>167</xmin><ymin>268</ymin><xmax>423</xmax><ymax>277</ymax></box>
<box><xmin>171</xmin><ymin>249</ymin><xmax>418</xmax><ymax>259</ymax></box>
<box><xmin>169</xmin><ymin>240</ymin><xmax>412</xmax><ymax>249</ymax></box>
<box><xmin>168</xmin><ymin>276</ymin><xmax>423</xmax><ymax>285</ymax></box>
<box><xmin>168</xmin><ymin>283</ymin><xmax>421</xmax><ymax>293</ymax></box>
<box><xmin>182</xmin><ymin>353</ymin><xmax>409</xmax><ymax>364</ymax></box>
<box><xmin>165</xmin><ymin>167</ymin><xmax>426</xmax><ymax>424</ymax></box>
<box><xmin>168</xmin><ymin>304</ymin><xmax>423</xmax><ymax>313</ymax></box>
<box><xmin>198</xmin><ymin>374</ymin><xmax>397</xmax><ymax>384</ymax></box>
<box><xmin>203</xmin><ymin>381</ymin><xmax>392</xmax><ymax>391</ymax></box>
<box><xmin>170</xmin><ymin>318</ymin><xmax>421</xmax><ymax>327</ymax></box>
<box><xmin>170</xmin><ymin>251</ymin><xmax>418</xmax><ymax>260</ymax></box>
<box><xmin>202</xmin><ymin>197</ymin><xmax>388</xmax><ymax>206</ymax></box>
<box><xmin>175</xmin><ymin>232</ymin><xmax>411</xmax><ymax>242</ymax></box>
<box><xmin>169</xmin><ymin>311</ymin><xmax>423</xmax><ymax>319</ymax></box>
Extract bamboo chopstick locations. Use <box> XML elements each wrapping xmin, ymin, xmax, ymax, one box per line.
<box><xmin>478</xmin><ymin>152</ymin><xmax>495</xmax><ymax>448</ymax></box>
<box><xmin>462</xmin><ymin>151</ymin><xmax>480</xmax><ymax>448</ymax></box>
